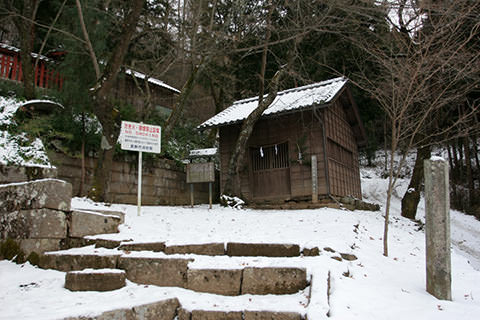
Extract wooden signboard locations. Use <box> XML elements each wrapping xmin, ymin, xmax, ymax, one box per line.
<box><xmin>187</xmin><ymin>162</ymin><xmax>215</xmax><ymax>183</ymax></box>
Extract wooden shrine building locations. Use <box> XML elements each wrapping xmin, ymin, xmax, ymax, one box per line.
<box><xmin>199</xmin><ymin>77</ymin><xmax>367</xmax><ymax>202</ymax></box>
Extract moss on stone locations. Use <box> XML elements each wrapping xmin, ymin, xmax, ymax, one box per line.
<box><xmin>27</xmin><ymin>251</ymin><xmax>40</xmax><ymax>266</ymax></box>
<box><xmin>0</xmin><ymin>238</ymin><xmax>26</xmax><ymax>263</ymax></box>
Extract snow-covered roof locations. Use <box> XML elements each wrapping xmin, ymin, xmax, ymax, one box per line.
<box><xmin>199</xmin><ymin>77</ymin><xmax>347</xmax><ymax>129</ymax></box>
<box><xmin>125</xmin><ymin>69</ymin><xmax>180</xmax><ymax>94</ymax></box>
<box><xmin>0</xmin><ymin>43</ymin><xmax>54</xmax><ymax>63</ymax></box>
<box><xmin>20</xmin><ymin>100</ymin><xmax>64</xmax><ymax>109</ymax></box>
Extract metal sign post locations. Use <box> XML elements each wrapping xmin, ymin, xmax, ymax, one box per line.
<box><xmin>137</xmin><ymin>151</ymin><xmax>142</xmax><ymax>216</ymax></box>
<box><xmin>120</xmin><ymin>121</ymin><xmax>161</xmax><ymax>216</ymax></box>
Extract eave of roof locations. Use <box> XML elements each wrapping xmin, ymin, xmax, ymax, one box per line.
<box><xmin>0</xmin><ymin>43</ymin><xmax>54</xmax><ymax>63</ymax></box>
<box><xmin>125</xmin><ymin>69</ymin><xmax>180</xmax><ymax>94</ymax></box>
<box><xmin>198</xmin><ymin>77</ymin><xmax>347</xmax><ymax>129</ymax></box>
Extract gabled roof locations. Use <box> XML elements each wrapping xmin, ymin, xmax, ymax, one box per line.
<box><xmin>199</xmin><ymin>77</ymin><xmax>347</xmax><ymax>129</ymax></box>
<box><xmin>125</xmin><ymin>69</ymin><xmax>180</xmax><ymax>94</ymax></box>
<box><xmin>0</xmin><ymin>43</ymin><xmax>54</xmax><ymax>63</ymax></box>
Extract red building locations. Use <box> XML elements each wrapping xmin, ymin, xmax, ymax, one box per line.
<box><xmin>0</xmin><ymin>43</ymin><xmax>64</xmax><ymax>90</ymax></box>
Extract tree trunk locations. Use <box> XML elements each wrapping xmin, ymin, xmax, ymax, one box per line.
<box><xmin>401</xmin><ymin>146</ymin><xmax>431</xmax><ymax>220</ymax></box>
<box><xmin>383</xmin><ymin>138</ymin><xmax>396</xmax><ymax>257</ymax></box>
<box><xmin>222</xmin><ymin>68</ymin><xmax>285</xmax><ymax>197</ymax></box>
<box><xmin>447</xmin><ymin>143</ymin><xmax>458</xmax><ymax>209</ymax></box>
<box><xmin>10</xmin><ymin>0</ymin><xmax>38</xmax><ymax>100</ymax></box>
<box><xmin>464</xmin><ymin>136</ymin><xmax>474</xmax><ymax>209</ymax></box>
<box><xmin>80</xmin><ymin>0</ymin><xmax>144</xmax><ymax>202</ymax></box>
<box><xmin>471</xmin><ymin>136</ymin><xmax>479</xmax><ymax>181</ymax></box>
<box><xmin>163</xmin><ymin>62</ymin><xmax>204</xmax><ymax>143</ymax></box>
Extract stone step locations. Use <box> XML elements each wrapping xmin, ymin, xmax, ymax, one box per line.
<box><xmin>69</xmin><ymin>210</ymin><xmax>122</xmax><ymax>238</ymax></box>
<box><xmin>93</xmin><ymin>240</ymin><xmax>318</xmax><ymax>257</ymax></box>
<box><xmin>65</xmin><ymin>268</ymin><xmax>126</xmax><ymax>291</ymax></box>
<box><xmin>39</xmin><ymin>249</ymin><xmax>121</xmax><ymax>271</ymax></box>
<box><xmin>179</xmin><ymin>309</ymin><xmax>304</xmax><ymax>320</ymax></box>
<box><xmin>62</xmin><ymin>298</ymin><xmax>179</xmax><ymax>320</ymax></box>
<box><xmin>61</xmin><ymin>298</ymin><xmax>305</xmax><ymax>320</ymax></box>
<box><xmin>39</xmin><ymin>247</ymin><xmax>309</xmax><ymax>296</ymax></box>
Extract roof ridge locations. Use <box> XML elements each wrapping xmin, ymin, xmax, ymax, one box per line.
<box><xmin>199</xmin><ymin>77</ymin><xmax>348</xmax><ymax>129</ymax></box>
<box><xmin>233</xmin><ymin>77</ymin><xmax>346</xmax><ymax>106</ymax></box>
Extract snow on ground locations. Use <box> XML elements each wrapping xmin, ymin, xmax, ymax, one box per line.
<box><xmin>1</xmin><ymin>146</ymin><xmax>480</xmax><ymax>319</ymax></box>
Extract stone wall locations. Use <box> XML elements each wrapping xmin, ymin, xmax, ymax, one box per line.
<box><xmin>0</xmin><ymin>165</ymin><xmax>57</xmax><ymax>184</ymax></box>
<box><xmin>0</xmin><ymin>179</ymin><xmax>124</xmax><ymax>260</ymax></box>
<box><xmin>49</xmin><ymin>153</ymin><xmax>218</xmax><ymax>205</ymax></box>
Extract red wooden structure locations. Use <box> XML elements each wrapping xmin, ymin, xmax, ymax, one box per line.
<box><xmin>0</xmin><ymin>43</ymin><xmax>64</xmax><ymax>90</ymax></box>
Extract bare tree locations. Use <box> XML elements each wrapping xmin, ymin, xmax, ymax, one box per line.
<box><xmin>75</xmin><ymin>0</ymin><xmax>145</xmax><ymax>201</ymax></box>
<box><xmin>348</xmin><ymin>0</ymin><xmax>480</xmax><ymax>256</ymax></box>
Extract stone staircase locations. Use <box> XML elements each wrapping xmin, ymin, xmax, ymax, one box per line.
<box><xmin>1</xmin><ymin>178</ymin><xmax>358</xmax><ymax>319</ymax></box>
<box><xmin>38</xmin><ymin>239</ymin><xmax>317</xmax><ymax>320</ymax></box>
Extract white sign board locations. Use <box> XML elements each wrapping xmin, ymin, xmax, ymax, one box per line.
<box><xmin>120</xmin><ymin>121</ymin><xmax>161</xmax><ymax>153</ymax></box>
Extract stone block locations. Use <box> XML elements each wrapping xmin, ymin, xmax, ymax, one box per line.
<box><xmin>118</xmin><ymin>257</ymin><xmax>192</xmax><ymax>287</ymax></box>
<box><xmin>354</xmin><ymin>199</ymin><xmax>380</xmax><ymax>211</ymax></box>
<box><xmin>69</xmin><ymin>210</ymin><xmax>121</xmax><ymax>238</ymax></box>
<box><xmin>339</xmin><ymin>253</ymin><xmax>357</xmax><ymax>261</ymax></box>
<box><xmin>302</xmin><ymin>247</ymin><xmax>320</xmax><ymax>256</ymax></box>
<box><xmin>119</xmin><ymin>242</ymin><xmax>165</xmax><ymax>252</ymax></box>
<box><xmin>39</xmin><ymin>253</ymin><xmax>120</xmax><ymax>271</ymax></box>
<box><xmin>61</xmin><ymin>238</ymin><xmax>96</xmax><ymax>249</ymax></box>
<box><xmin>241</xmin><ymin>267</ymin><xmax>308</xmax><ymax>295</ymax></box>
<box><xmin>65</xmin><ymin>269</ymin><xmax>126</xmax><ymax>291</ymax></box>
<box><xmin>227</xmin><ymin>243</ymin><xmax>300</xmax><ymax>257</ymax></box>
<box><xmin>165</xmin><ymin>243</ymin><xmax>225</xmax><ymax>255</ymax></box>
<box><xmin>0</xmin><ymin>165</ymin><xmax>57</xmax><ymax>184</ymax></box>
<box><xmin>19</xmin><ymin>238</ymin><xmax>62</xmax><ymax>255</ymax></box>
<box><xmin>243</xmin><ymin>311</ymin><xmax>302</xmax><ymax>320</ymax></box>
<box><xmin>132</xmin><ymin>298</ymin><xmax>179</xmax><ymax>320</ymax></box>
<box><xmin>187</xmin><ymin>269</ymin><xmax>242</xmax><ymax>295</ymax></box>
<box><xmin>94</xmin><ymin>239</ymin><xmax>122</xmax><ymax>249</ymax></box>
<box><xmin>73</xmin><ymin>209</ymin><xmax>125</xmax><ymax>224</ymax></box>
<box><xmin>62</xmin><ymin>309</ymin><xmax>135</xmax><ymax>320</ymax></box>
<box><xmin>191</xmin><ymin>310</ymin><xmax>243</xmax><ymax>320</ymax></box>
<box><xmin>95</xmin><ymin>308</ymin><xmax>135</xmax><ymax>320</ymax></box>
<box><xmin>177</xmin><ymin>308</ymin><xmax>191</xmax><ymax>320</ymax></box>
<box><xmin>0</xmin><ymin>208</ymin><xmax>67</xmax><ymax>239</ymax></box>
<box><xmin>0</xmin><ymin>179</ymin><xmax>71</xmax><ymax>213</ymax></box>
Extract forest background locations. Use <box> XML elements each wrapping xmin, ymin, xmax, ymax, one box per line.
<box><xmin>0</xmin><ymin>0</ymin><xmax>478</xmax><ymax>228</ymax></box>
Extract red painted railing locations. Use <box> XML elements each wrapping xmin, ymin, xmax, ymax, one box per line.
<box><xmin>0</xmin><ymin>45</ymin><xmax>64</xmax><ymax>90</ymax></box>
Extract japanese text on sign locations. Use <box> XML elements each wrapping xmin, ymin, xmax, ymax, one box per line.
<box><xmin>120</xmin><ymin>121</ymin><xmax>161</xmax><ymax>153</ymax></box>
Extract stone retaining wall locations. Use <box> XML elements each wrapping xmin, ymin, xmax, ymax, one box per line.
<box><xmin>0</xmin><ymin>179</ymin><xmax>123</xmax><ymax>260</ymax></box>
<box><xmin>49</xmin><ymin>153</ymin><xmax>218</xmax><ymax>205</ymax></box>
<box><xmin>0</xmin><ymin>165</ymin><xmax>57</xmax><ymax>184</ymax></box>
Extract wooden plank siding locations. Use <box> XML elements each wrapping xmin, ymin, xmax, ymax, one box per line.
<box><xmin>324</xmin><ymin>101</ymin><xmax>362</xmax><ymax>198</ymax></box>
<box><xmin>219</xmin><ymin>111</ymin><xmax>330</xmax><ymax>202</ymax></box>
<box><xmin>213</xmin><ymin>83</ymin><xmax>364</xmax><ymax>203</ymax></box>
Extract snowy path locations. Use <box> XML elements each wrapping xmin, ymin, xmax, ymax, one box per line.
<box><xmin>451</xmin><ymin>211</ymin><xmax>480</xmax><ymax>270</ymax></box>
<box><xmin>361</xmin><ymin>166</ymin><xmax>480</xmax><ymax>271</ymax></box>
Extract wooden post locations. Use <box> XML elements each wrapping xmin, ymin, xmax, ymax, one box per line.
<box><xmin>190</xmin><ymin>183</ymin><xmax>194</xmax><ymax>208</ymax></box>
<box><xmin>311</xmin><ymin>155</ymin><xmax>318</xmax><ymax>203</ymax></box>
<box><xmin>424</xmin><ymin>158</ymin><xmax>451</xmax><ymax>301</ymax></box>
<box><xmin>209</xmin><ymin>182</ymin><xmax>212</xmax><ymax>209</ymax></box>
<box><xmin>12</xmin><ymin>56</ymin><xmax>18</xmax><ymax>80</ymax></box>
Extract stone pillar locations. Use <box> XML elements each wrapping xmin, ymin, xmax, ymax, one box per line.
<box><xmin>424</xmin><ymin>158</ymin><xmax>451</xmax><ymax>301</ymax></box>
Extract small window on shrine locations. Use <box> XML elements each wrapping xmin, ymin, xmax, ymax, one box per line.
<box><xmin>251</xmin><ymin>142</ymin><xmax>289</xmax><ymax>172</ymax></box>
